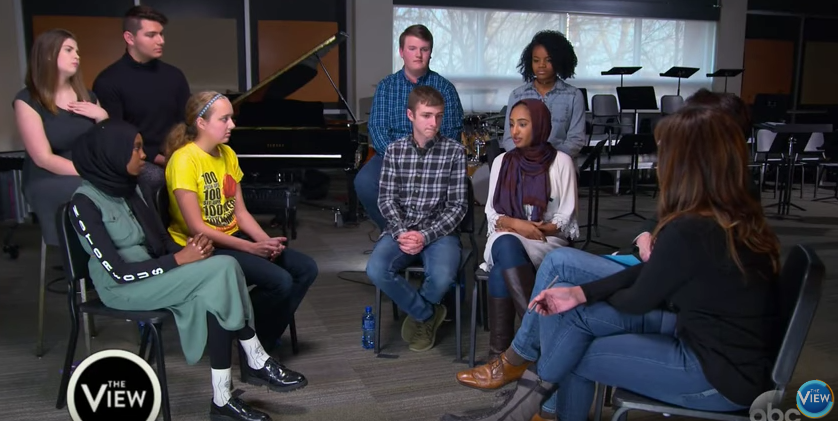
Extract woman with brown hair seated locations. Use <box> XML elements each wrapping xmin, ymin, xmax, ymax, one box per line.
<box><xmin>13</xmin><ymin>28</ymin><xmax>108</xmax><ymax>247</ymax></box>
<box><xmin>442</xmin><ymin>104</ymin><xmax>783</xmax><ymax>421</ymax></box>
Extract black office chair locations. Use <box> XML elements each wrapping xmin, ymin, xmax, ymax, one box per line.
<box><xmin>54</xmin><ymin>203</ymin><xmax>173</xmax><ymax>421</ymax></box>
<box><xmin>599</xmin><ymin>244</ymin><xmax>825</xmax><ymax>421</ymax></box>
<box><xmin>374</xmin><ymin>179</ymin><xmax>477</xmax><ymax>363</ymax></box>
<box><xmin>152</xmin><ymin>187</ymin><xmax>299</xmax><ymax>355</ymax></box>
<box><xmin>588</xmin><ymin>94</ymin><xmax>634</xmax><ymax>147</ymax></box>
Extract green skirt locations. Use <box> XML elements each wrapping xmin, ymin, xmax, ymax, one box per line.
<box><xmin>92</xmin><ymin>255</ymin><xmax>253</xmax><ymax>365</ymax></box>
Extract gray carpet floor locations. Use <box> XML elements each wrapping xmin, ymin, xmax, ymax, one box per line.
<box><xmin>1</xmin><ymin>176</ymin><xmax>837</xmax><ymax>420</ymax></box>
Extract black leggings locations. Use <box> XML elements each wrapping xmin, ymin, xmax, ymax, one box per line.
<box><xmin>206</xmin><ymin>313</ymin><xmax>257</xmax><ymax>369</ymax></box>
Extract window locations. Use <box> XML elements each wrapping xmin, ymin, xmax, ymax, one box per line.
<box><xmin>394</xmin><ymin>7</ymin><xmax>717</xmax><ymax>112</ymax></box>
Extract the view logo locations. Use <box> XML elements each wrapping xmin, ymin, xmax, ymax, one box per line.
<box><xmin>796</xmin><ymin>380</ymin><xmax>833</xmax><ymax>419</ymax></box>
<box><xmin>81</xmin><ymin>380</ymin><xmax>147</xmax><ymax>412</ymax></box>
<box><xmin>66</xmin><ymin>349</ymin><xmax>161</xmax><ymax>421</ymax></box>
<box><xmin>750</xmin><ymin>381</ymin><xmax>834</xmax><ymax>421</ymax></box>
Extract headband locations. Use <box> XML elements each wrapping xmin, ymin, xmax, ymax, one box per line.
<box><xmin>196</xmin><ymin>93</ymin><xmax>224</xmax><ymax>121</ymax></box>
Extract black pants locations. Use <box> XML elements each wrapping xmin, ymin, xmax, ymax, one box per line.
<box><xmin>206</xmin><ymin>313</ymin><xmax>256</xmax><ymax>369</ymax></box>
<box><xmin>215</xmin><ymin>238</ymin><xmax>318</xmax><ymax>350</ymax></box>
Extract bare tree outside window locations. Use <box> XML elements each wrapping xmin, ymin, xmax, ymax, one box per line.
<box><xmin>394</xmin><ymin>7</ymin><xmax>716</xmax><ymax>113</ymax></box>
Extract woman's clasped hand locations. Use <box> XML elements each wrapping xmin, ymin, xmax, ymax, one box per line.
<box><xmin>175</xmin><ymin>232</ymin><xmax>214</xmax><ymax>265</ymax></box>
<box><xmin>249</xmin><ymin>237</ymin><xmax>286</xmax><ymax>260</ymax></box>
<box><xmin>498</xmin><ymin>219</ymin><xmax>548</xmax><ymax>242</ymax></box>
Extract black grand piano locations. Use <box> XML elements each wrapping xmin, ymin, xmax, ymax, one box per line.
<box><xmin>227</xmin><ymin>31</ymin><xmax>366</xmax><ymax>235</ymax></box>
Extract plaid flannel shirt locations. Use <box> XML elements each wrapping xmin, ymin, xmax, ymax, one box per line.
<box><xmin>378</xmin><ymin>135</ymin><xmax>468</xmax><ymax>245</ymax></box>
<box><xmin>368</xmin><ymin>68</ymin><xmax>464</xmax><ymax>156</ymax></box>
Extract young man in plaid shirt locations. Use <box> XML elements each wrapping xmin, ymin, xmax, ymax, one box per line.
<box><xmin>365</xmin><ymin>86</ymin><xmax>468</xmax><ymax>352</ymax></box>
<box><xmin>355</xmin><ymin>24</ymin><xmax>464</xmax><ymax>231</ymax></box>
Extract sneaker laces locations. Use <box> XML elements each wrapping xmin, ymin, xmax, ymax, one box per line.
<box><xmin>413</xmin><ymin>318</ymin><xmax>434</xmax><ymax>343</ymax></box>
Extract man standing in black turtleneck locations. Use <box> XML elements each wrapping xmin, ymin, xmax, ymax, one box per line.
<box><xmin>93</xmin><ymin>5</ymin><xmax>190</xmax><ymax>192</ymax></box>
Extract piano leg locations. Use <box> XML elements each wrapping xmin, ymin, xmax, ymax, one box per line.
<box><xmin>342</xmin><ymin>168</ymin><xmax>363</xmax><ymax>225</ymax></box>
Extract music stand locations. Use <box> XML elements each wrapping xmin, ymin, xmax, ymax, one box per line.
<box><xmin>706</xmin><ymin>68</ymin><xmax>743</xmax><ymax>93</ymax></box>
<box><xmin>759</xmin><ymin>123</ymin><xmax>834</xmax><ymax>218</ymax></box>
<box><xmin>659</xmin><ymin>66</ymin><xmax>700</xmax><ymax>96</ymax></box>
<box><xmin>579</xmin><ymin>139</ymin><xmax>618</xmax><ymax>250</ymax></box>
<box><xmin>601</xmin><ymin>67</ymin><xmax>642</xmax><ymax>87</ymax></box>
<box><xmin>607</xmin><ymin>134</ymin><xmax>657</xmax><ymax>221</ymax></box>
<box><xmin>616</xmin><ymin>86</ymin><xmax>659</xmax><ymax>134</ymax></box>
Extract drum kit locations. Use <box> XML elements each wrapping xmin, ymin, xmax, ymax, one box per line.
<box><xmin>462</xmin><ymin>113</ymin><xmax>504</xmax><ymax>204</ymax></box>
<box><xmin>462</xmin><ymin>113</ymin><xmax>503</xmax><ymax>165</ymax></box>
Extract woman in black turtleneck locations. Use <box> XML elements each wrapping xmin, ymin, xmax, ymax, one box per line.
<box><xmin>442</xmin><ymin>104</ymin><xmax>783</xmax><ymax>421</ymax></box>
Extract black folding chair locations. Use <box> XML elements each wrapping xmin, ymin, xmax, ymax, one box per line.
<box><xmin>54</xmin><ymin>203</ymin><xmax>173</xmax><ymax>421</ymax></box>
<box><xmin>374</xmin><ymin>179</ymin><xmax>477</xmax><ymax>363</ymax></box>
<box><xmin>599</xmin><ymin>244</ymin><xmax>825</xmax><ymax>421</ymax></box>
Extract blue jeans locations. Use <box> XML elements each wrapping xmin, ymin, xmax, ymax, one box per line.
<box><xmin>214</xmin><ymin>247</ymin><xmax>318</xmax><ymax>350</ymax></box>
<box><xmin>509</xmin><ymin>248</ymin><xmax>636</xmax><ymax>413</ymax></box>
<box><xmin>354</xmin><ymin>153</ymin><xmax>386</xmax><ymax>231</ymax></box>
<box><xmin>538</xmin><ymin>304</ymin><xmax>747</xmax><ymax>420</ymax></box>
<box><xmin>366</xmin><ymin>234</ymin><xmax>461</xmax><ymax>321</ymax></box>
<box><xmin>510</xmin><ymin>248</ymin><xmax>627</xmax><ymax>362</ymax></box>
<box><xmin>488</xmin><ymin>235</ymin><xmax>533</xmax><ymax>298</ymax></box>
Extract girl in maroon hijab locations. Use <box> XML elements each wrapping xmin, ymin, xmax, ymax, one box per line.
<box><xmin>479</xmin><ymin>98</ymin><xmax>579</xmax><ymax>360</ymax></box>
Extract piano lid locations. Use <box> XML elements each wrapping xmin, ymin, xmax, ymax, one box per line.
<box><xmin>231</xmin><ymin>31</ymin><xmax>349</xmax><ymax>113</ymax></box>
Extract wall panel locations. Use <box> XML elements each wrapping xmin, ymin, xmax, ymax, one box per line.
<box><xmin>800</xmin><ymin>42</ymin><xmax>838</xmax><ymax>105</ymax></box>
<box><xmin>22</xmin><ymin>0</ymin><xmax>134</xmax><ymax>54</ymax></box>
<box><xmin>31</xmin><ymin>16</ymin><xmax>125</xmax><ymax>90</ymax></box>
<box><xmin>162</xmin><ymin>18</ymin><xmax>240</xmax><ymax>93</ymax></box>
<box><xmin>141</xmin><ymin>0</ymin><xmax>247</xmax><ymax>91</ymax></box>
<box><xmin>741</xmin><ymin>39</ymin><xmax>794</xmax><ymax>104</ymax></box>
<box><xmin>249</xmin><ymin>0</ymin><xmax>347</xmax><ymax>99</ymax></box>
<box><xmin>256</xmin><ymin>21</ymin><xmax>340</xmax><ymax>102</ymax></box>
<box><xmin>0</xmin><ymin>0</ymin><xmax>25</xmax><ymax>151</ymax></box>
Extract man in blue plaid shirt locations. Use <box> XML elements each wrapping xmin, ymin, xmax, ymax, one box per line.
<box><xmin>355</xmin><ymin>24</ymin><xmax>464</xmax><ymax>230</ymax></box>
<box><xmin>365</xmin><ymin>86</ymin><xmax>467</xmax><ymax>352</ymax></box>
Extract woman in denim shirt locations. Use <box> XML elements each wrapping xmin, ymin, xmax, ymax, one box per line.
<box><xmin>501</xmin><ymin>31</ymin><xmax>586</xmax><ymax>158</ymax></box>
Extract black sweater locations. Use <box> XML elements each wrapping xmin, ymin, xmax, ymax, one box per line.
<box><xmin>580</xmin><ymin>216</ymin><xmax>780</xmax><ymax>406</ymax></box>
<box><xmin>93</xmin><ymin>53</ymin><xmax>190</xmax><ymax>161</ymax></box>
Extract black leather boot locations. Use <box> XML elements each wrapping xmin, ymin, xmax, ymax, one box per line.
<box><xmin>210</xmin><ymin>396</ymin><xmax>272</xmax><ymax>421</ymax></box>
<box><xmin>238</xmin><ymin>344</ymin><xmax>308</xmax><ymax>392</ymax></box>
<box><xmin>487</xmin><ymin>297</ymin><xmax>515</xmax><ymax>361</ymax></box>
<box><xmin>502</xmin><ymin>264</ymin><xmax>536</xmax><ymax>319</ymax></box>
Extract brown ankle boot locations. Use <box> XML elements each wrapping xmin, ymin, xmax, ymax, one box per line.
<box><xmin>502</xmin><ymin>264</ymin><xmax>536</xmax><ymax>318</ymax></box>
<box><xmin>455</xmin><ymin>352</ymin><xmax>530</xmax><ymax>390</ymax></box>
<box><xmin>487</xmin><ymin>297</ymin><xmax>515</xmax><ymax>360</ymax></box>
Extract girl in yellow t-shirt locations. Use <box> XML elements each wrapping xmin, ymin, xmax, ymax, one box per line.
<box><xmin>164</xmin><ymin>91</ymin><xmax>318</xmax><ymax>353</ymax></box>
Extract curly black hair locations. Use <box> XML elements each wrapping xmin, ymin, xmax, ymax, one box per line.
<box><xmin>517</xmin><ymin>30</ymin><xmax>578</xmax><ymax>82</ymax></box>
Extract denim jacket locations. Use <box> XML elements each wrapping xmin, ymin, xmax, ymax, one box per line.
<box><xmin>501</xmin><ymin>79</ymin><xmax>586</xmax><ymax>158</ymax></box>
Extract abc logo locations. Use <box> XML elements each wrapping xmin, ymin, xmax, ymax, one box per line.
<box><xmin>66</xmin><ymin>349</ymin><xmax>161</xmax><ymax>421</ymax></box>
<box><xmin>751</xmin><ymin>391</ymin><xmax>801</xmax><ymax>421</ymax></box>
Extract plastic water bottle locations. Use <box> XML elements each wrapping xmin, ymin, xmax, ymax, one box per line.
<box><xmin>361</xmin><ymin>306</ymin><xmax>375</xmax><ymax>349</ymax></box>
